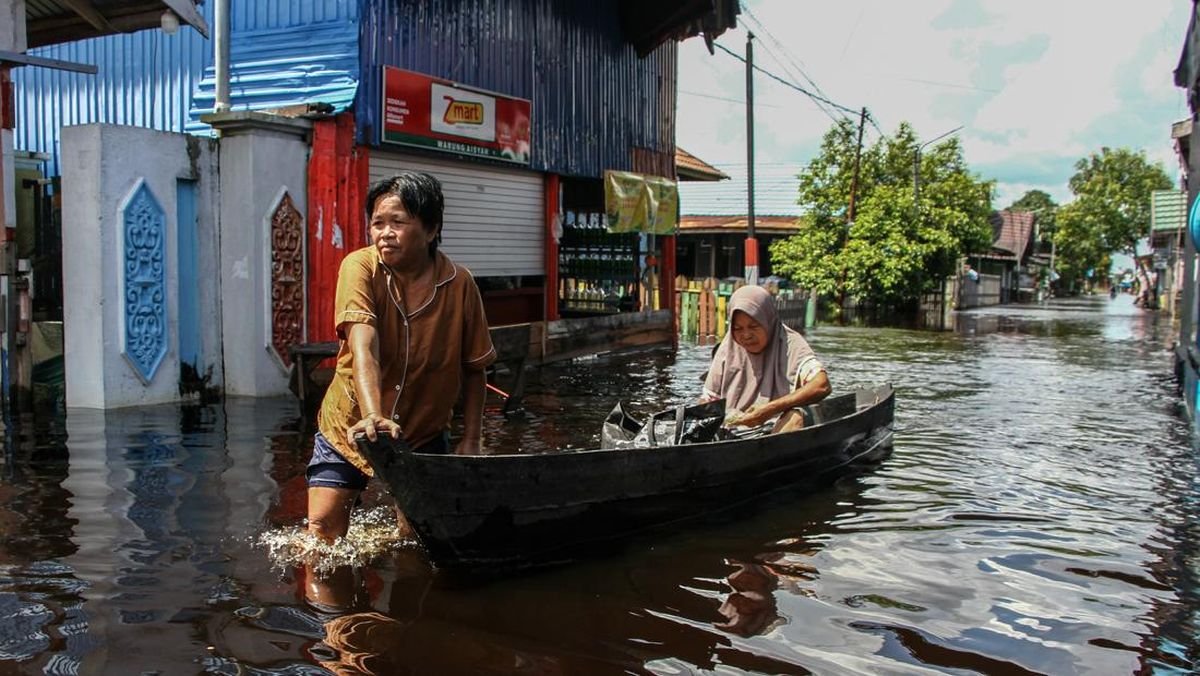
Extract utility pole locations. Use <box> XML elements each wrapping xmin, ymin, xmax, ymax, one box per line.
<box><xmin>744</xmin><ymin>32</ymin><xmax>758</xmax><ymax>286</ymax></box>
<box><xmin>837</xmin><ymin>108</ymin><xmax>868</xmax><ymax>314</ymax></box>
<box><xmin>847</xmin><ymin>107</ymin><xmax>867</xmax><ymax>224</ymax></box>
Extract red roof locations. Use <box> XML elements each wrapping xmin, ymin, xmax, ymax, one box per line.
<box><xmin>678</xmin><ymin>215</ymin><xmax>803</xmax><ymax>234</ymax></box>
<box><xmin>675</xmin><ymin>147</ymin><xmax>729</xmax><ymax>182</ymax></box>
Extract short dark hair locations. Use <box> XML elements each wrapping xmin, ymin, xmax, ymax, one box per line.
<box><xmin>365</xmin><ymin>171</ymin><xmax>444</xmax><ymax>257</ymax></box>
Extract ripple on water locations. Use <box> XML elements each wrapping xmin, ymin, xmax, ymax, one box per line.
<box><xmin>0</xmin><ymin>296</ymin><xmax>1194</xmax><ymax>674</ymax></box>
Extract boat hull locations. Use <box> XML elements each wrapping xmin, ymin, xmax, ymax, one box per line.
<box><xmin>359</xmin><ymin>385</ymin><xmax>895</xmax><ymax>569</ymax></box>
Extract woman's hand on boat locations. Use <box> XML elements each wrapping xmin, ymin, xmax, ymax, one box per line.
<box><xmin>731</xmin><ymin>405</ymin><xmax>772</xmax><ymax>428</ymax></box>
<box><xmin>347</xmin><ymin>413</ymin><xmax>401</xmax><ymax>444</ymax></box>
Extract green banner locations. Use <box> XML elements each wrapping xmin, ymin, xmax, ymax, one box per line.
<box><xmin>604</xmin><ymin>170</ymin><xmax>679</xmax><ymax>235</ymax></box>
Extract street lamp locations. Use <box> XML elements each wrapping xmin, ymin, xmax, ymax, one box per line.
<box><xmin>912</xmin><ymin>125</ymin><xmax>963</xmax><ymax>313</ymax></box>
<box><xmin>912</xmin><ymin>125</ymin><xmax>964</xmax><ymax>224</ymax></box>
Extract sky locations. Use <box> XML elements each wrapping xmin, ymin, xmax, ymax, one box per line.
<box><xmin>676</xmin><ymin>0</ymin><xmax>1191</xmax><ymax>217</ymax></box>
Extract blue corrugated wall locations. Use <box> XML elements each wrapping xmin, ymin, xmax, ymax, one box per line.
<box><xmin>185</xmin><ymin>20</ymin><xmax>359</xmax><ymax>134</ymax></box>
<box><xmin>14</xmin><ymin>0</ymin><xmax>359</xmax><ymax>176</ymax></box>
<box><xmin>17</xmin><ymin>0</ymin><xmax>677</xmax><ymax>180</ymax></box>
<box><xmin>357</xmin><ymin>0</ymin><xmax>677</xmax><ymax>178</ymax></box>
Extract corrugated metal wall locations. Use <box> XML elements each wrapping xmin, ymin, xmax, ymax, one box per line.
<box><xmin>185</xmin><ymin>20</ymin><xmax>359</xmax><ymax>134</ymax></box>
<box><xmin>16</xmin><ymin>27</ymin><xmax>208</xmax><ymax>177</ymax></box>
<box><xmin>358</xmin><ymin>0</ymin><xmax>678</xmax><ymax>179</ymax></box>
<box><xmin>19</xmin><ymin>0</ymin><xmax>678</xmax><ymax>181</ymax></box>
<box><xmin>14</xmin><ymin>0</ymin><xmax>359</xmax><ymax>176</ymax></box>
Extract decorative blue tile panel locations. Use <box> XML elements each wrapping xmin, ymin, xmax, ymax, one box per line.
<box><xmin>122</xmin><ymin>182</ymin><xmax>168</xmax><ymax>384</ymax></box>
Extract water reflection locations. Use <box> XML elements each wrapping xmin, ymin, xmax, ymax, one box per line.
<box><xmin>0</xmin><ymin>295</ymin><xmax>1197</xmax><ymax>673</ymax></box>
<box><xmin>714</xmin><ymin>560</ymin><xmax>784</xmax><ymax>637</ymax></box>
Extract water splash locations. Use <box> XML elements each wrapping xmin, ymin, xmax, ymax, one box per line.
<box><xmin>254</xmin><ymin>506</ymin><xmax>418</xmax><ymax>577</ymax></box>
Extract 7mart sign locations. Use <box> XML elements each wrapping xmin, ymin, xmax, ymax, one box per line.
<box><xmin>382</xmin><ymin>66</ymin><xmax>532</xmax><ymax>164</ymax></box>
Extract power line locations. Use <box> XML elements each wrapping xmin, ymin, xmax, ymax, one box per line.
<box><xmin>679</xmin><ymin>89</ymin><xmax>783</xmax><ymax>108</ymax></box>
<box><xmin>865</xmin><ymin>111</ymin><xmax>885</xmax><ymax>136</ymax></box>
<box><xmin>711</xmin><ymin>41</ymin><xmax>860</xmax><ymax>118</ymax></box>
<box><xmin>737</xmin><ymin>6</ymin><xmax>893</xmax><ymax>142</ymax></box>
<box><xmin>736</xmin><ymin>14</ymin><xmax>843</xmax><ymax>124</ymax></box>
<box><xmin>739</xmin><ymin>7</ymin><xmax>839</xmax><ymax>113</ymax></box>
<box><xmin>746</xmin><ymin>31</ymin><xmax>843</xmax><ymax>125</ymax></box>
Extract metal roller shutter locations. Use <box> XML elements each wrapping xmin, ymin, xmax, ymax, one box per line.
<box><xmin>369</xmin><ymin>152</ymin><xmax>544</xmax><ymax>277</ymax></box>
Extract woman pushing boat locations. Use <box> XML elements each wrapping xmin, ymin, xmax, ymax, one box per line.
<box><xmin>306</xmin><ymin>171</ymin><xmax>496</xmax><ymax>542</ymax></box>
<box><xmin>702</xmin><ymin>285</ymin><xmax>831</xmax><ymax>433</ymax></box>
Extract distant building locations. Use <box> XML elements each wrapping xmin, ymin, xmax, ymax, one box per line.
<box><xmin>966</xmin><ymin>209</ymin><xmax>1037</xmax><ymax>304</ymax></box>
<box><xmin>676</xmin><ymin>161</ymin><xmax>805</xmax><ymax>281</ymax></box>
<box><xmin>1150</xmin><ymin>189</ymin><xmax>1187</xmax><ymax>312</ymax></box>
<box><xmin>675</xmin><ymin>215</ymin><xmax>804</xmax><ymax>280</ymax></box>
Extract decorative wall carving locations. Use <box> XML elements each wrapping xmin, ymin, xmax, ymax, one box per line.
<box><xmin>270</xmin><ymin>192</ymin><xmax>304</xmax><ymax>368</ymax></box>
<box><xmin>122</xmin><ymin>181</ymin><xmax>167</xmax><ymax>384</ymax></box>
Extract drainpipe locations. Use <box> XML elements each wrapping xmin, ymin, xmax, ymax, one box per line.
<box><xmin>214</xmin><ymin>0</ymin><xmax>231</xmax><ymax>112</ymax></box>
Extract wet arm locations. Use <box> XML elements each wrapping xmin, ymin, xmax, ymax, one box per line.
<box><xmin>750</xmin><ymin>370</ymin><xmax>832</xmax><ymax>420</ymax></box>
<box><xmin>347</xmin><ymin>323</ymin><xmax>383</xmax><ymax>415</ymax></box>
<box><xmin>457</xmin><ymin>369</ymin><xmax>486</xmax><ymax>455</ymax></box>
<box><xmin>346</xmin><ymin>323</ymin><xmax>400</xmax><ymax>441</ymax></box>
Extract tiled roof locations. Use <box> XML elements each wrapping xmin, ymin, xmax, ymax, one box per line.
<box><xmin>989</xmin><ymin>209</ymin><xmax>1035</xmax><ymax>258</ymax></box>
<box><xmin>675</xmin><ymin>147</ymin><xmax>729</xmax><ymax>181</ymax></box>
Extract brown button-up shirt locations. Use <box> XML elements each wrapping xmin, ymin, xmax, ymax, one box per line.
<box><xmin>317</xmin><ymin>247</ymin><xmax>496</xmax><ymax>475</ymax></box>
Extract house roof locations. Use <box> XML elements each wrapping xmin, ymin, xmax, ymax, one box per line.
<box><xmin>676</xmin><ymin>147</ymin><xmax>728</xmax><ymax>182</ymax></box>
<box><xmin>679</xmin><ymin>165</ymin><xmax>806</xmax><ymax>217</ymax></box>
<box><xmin>25</xmin><ymin>0</ymin><xmax>208</xmax><ymax>48</ymax></box>
<box><xmin>679</xmin><ymin>215</ymin><xmax>804</xmax><ymax>235</ymax></box>
<box><xmin>619</xmin><ymin>0</ymin><xmax>740</xmax><ymax>56</ymax></box>
<box><xmin>983</xmin><ymin>209</ymin><xmax>1035</xmax><ymax>261</ymax></box>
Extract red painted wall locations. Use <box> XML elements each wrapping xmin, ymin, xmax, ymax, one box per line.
<box><xmin>306</xmin><ymin>113</ymin><xmax>369</xmax><ymax>343</ymax></box>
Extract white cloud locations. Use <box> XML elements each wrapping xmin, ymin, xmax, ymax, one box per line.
<box><xmin>677</xmin><ymin>0</ymin><xmax>1191</xmax><ymax>211</ymax></box>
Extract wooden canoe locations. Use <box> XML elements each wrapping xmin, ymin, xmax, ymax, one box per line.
<box><xmin>357</xmin><ymin>384</ymin><xmax>895</xmax><ymax>570</ymax></box>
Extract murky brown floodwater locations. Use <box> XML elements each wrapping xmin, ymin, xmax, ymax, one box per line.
<box><xmin>0</xmin><ymin>293</ymin><xmax>1197</xmax><ymax>674</ymax></box>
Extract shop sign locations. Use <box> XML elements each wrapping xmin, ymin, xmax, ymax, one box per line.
<box><xmin>382</xmin><ymin>66</ymin><xmax>532</xmax><ymax>164</ymax></box>
<box><xmin>603</xmin><ymin>170</ymin><xmax>678</xmax><ymax>235</ymax></box>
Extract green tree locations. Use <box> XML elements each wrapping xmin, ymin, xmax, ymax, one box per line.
<box><xmin>1054</xmin><ymin>200</ymin><xmax>1109</xmax><ymax>285</ymax></box>
<box><xmin>770</xmin><ymin>121</ymin><xmax>993</xmax><ymax>305</ymax></box>
<box><xmin>1008</xmin><ymin>189</ymin><xmax>1057</xmax><ymax>244</ymax></box>
<box><xmin>1052</xmin><ymin>147</ymin><xmax>1172</xmax><ymax>286</ymax></box>
<box><xmin>1066</xmin><ymin>147</ymin><xmax>1171</xmax><ymax>254</ymax></box>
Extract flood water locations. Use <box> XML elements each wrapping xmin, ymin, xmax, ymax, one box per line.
<box><xmin>1</xmin><ymin>294</ymin><xmax>1198</xmax><ymax>674</ymax></box>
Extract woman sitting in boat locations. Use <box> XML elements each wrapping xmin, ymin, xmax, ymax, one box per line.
<box><xmin>702</xmin><ymin>285</ymin><xmax>831</xmax><ymax>433</ymax></box>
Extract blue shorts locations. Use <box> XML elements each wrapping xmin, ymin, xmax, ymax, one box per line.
<box><xmin>306</xmin><ymin>431</ymin><xmax>450</xmax><ymax>490</ymax></box>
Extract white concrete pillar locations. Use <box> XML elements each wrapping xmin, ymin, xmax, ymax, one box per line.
<box><xmin>0</xmin><ymin>0</ymin><xmax>26</xmax><ymax>53</ymax></box>
<box><xmin>61</xmin><ymin>124</ymin><xmax>220</xmax><ymax>408</ymax></box>
<box><xmin>204</xmin><ymin>111</ymin><xmax>310</xmax><ymax>398</ymax></box>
